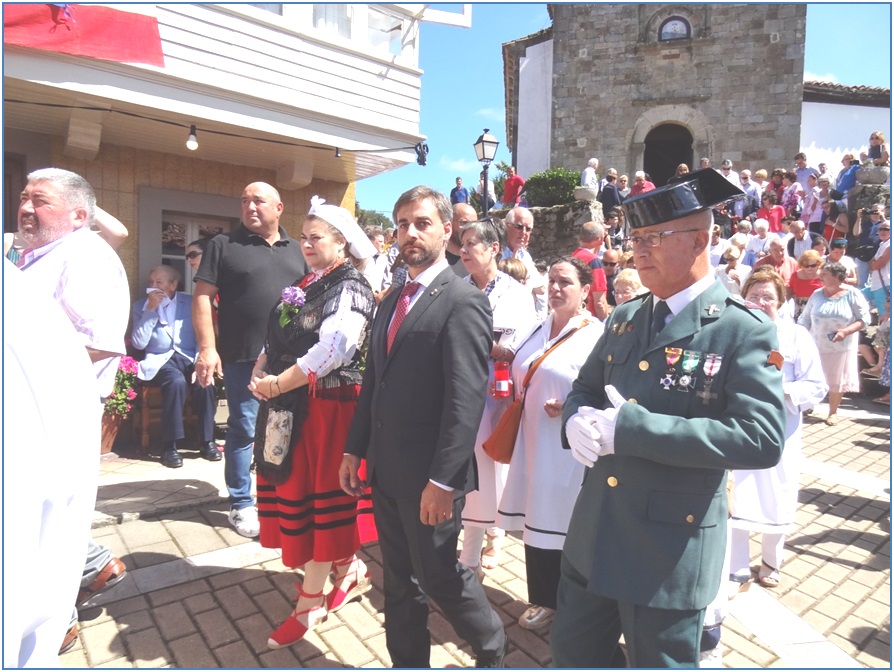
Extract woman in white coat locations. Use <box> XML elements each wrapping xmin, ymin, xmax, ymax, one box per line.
<box><xmin>731</xmin><ymin>268</ymin><xmax>828</xmax><ymax>588</ymax></box>
<box><xmin>458</xmin><ymin>218</ymin><xmax>539</xmax><ymax>574</ymax></box>
<box><xmin>496</xmin><ymin>256</ymin><xmax>604</xmax><ymax>631</ymax></box>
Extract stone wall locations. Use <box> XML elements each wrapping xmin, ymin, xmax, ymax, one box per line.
<box><xmin>549</xmin><ymin>4</ymin><xmax>806</xmax><ymax>176</ymax></box>
<box><xmin>502</xmin><ymin>200</ymin><xmax>602</xmax><ymax>263</ymax></box>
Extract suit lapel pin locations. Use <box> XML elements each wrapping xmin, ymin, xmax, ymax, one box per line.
<box><xmin>706</xmin><ymin>304</ymin><xmax>718</xmax><ymax>315</ymax></box>
<box><xmin>429</xmin><ymin>288</ymin><xmax>439</xmax><ymax>296</ymax></box>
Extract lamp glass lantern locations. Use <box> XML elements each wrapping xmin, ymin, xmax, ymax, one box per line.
<box><xmin>473</xmin><ymin>129</ymin><xmax>499</xmax><ymax>166</ymax></box>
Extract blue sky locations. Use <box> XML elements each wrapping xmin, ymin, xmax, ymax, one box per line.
<box><xmin>355</xmin><ymin>3</ymin><xmax>892</xmax><ymax>218</ymax></box>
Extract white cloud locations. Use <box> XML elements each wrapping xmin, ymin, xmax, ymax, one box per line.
<box><xmin>804</xmin><ymin>71</ymin><xmax>839</xmax><ymax>84</ymax></box>
<box><xmin>439</xmin><ymin>155</ymin><xmax>481</xmax><ymax>173</ymax></box>
<box><xmin>474</xmin><ymin>107</ymin><xmax>505</xmax><ymax>122</ymax></box>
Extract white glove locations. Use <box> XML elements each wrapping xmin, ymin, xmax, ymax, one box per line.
<box><xmin>566</xmin><ymin>407</ymin><xmax>602</xmax><ymax>467</ymax></box>
<box><xmin>588</xmin><ymin>385</ymin><xmax>627</xmax><ymax>456</ymax></box>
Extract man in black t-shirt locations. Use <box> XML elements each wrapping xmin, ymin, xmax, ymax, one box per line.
<box><xmin>193</xmin><ymin>182</ymin><xmax>307</xmax><ymax>537</ymax></box>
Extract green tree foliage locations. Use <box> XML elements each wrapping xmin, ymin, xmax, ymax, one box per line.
<box><xmin>356</xmin><ymin>202</ymin><xmax>393</xmax><ymax>229</ymax></box>
<box><xmin>523</xmin><ymin>167</ymin><xmax>581</xmax><ymax>207</ymax></box>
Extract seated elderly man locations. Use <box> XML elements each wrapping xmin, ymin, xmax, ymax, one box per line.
<box><xmin>132</xmin><ymin>265</ymin><xmax>219</xmax><ymax>468</ymax></box>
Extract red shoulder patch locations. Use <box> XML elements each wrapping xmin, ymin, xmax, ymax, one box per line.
<box><xmin>767</xmin><ymin>350</ymin><xmax>784</xmax><ymax>371</ymax></box>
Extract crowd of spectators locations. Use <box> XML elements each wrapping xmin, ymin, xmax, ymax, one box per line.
<box><xmin>8</xmin><ymin>148</ymin><xmax>888</xmax><ymax>667</ymax></box>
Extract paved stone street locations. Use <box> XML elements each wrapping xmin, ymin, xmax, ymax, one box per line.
<box><xmin>63</xmin><ymin>393</ymin><xmax>890</xmax><ymax>669</ymax></box>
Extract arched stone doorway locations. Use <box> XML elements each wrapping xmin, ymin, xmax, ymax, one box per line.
<box><xmin>644</xmin><ymin>124</ymin><xmax>693</xmax><ymax>187</ymax></box>
<box><xmin>626</xmin><ymin>105</ymin><xmax>713</xmax><ymax>185</ymax></box>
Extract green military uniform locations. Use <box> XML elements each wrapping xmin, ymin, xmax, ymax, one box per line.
<box><xmin>552</xmin><ymin>170</ymin><xmax>787</xmax><ymax>668</ymax></box>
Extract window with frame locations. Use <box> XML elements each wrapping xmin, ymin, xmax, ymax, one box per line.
<box><xmin>658</xmin><ymin>16</ymin><xmax>691</xmax><ymax>41</ymax></box>
<box><xmin>367</xmin><ymin>7</ymin><xmax>404</xmax><ymax>57</ymax></box>
<box><xmin>313</xmin><ymin>4</ymin><xmax>352</xmax><ymax>40</ymax></box>
<box><xmin>161</xmin><ymin>213</ymin><xmax>236</xmax><ymax>293</ymax></box>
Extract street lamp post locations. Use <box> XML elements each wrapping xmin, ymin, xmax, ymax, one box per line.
<box><xmin>473</xmin><ymin>128</ymin><xmax>499</xmax><ymax>217</ymax></box>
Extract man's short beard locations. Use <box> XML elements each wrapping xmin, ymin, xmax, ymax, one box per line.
<box><xmin>403</xmin><ymin>243</ymin><xmax>443</xmax><ymax>268</ymax></box>
<box><xmin>18</xmin><ymin>218</ymin><xmax>69</xmax><ymax>248</ymax></box>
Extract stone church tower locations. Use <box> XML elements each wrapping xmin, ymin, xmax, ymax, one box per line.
<box><xmin>506</xmin><ymin>4</ymin><xmax>807</xmax><ymax>186</ymax></box>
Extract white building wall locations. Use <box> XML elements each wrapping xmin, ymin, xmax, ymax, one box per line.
<box><xmin>156</xmin><ymin>4</ymin><xmax>422</xmax><ymax>137</ymax></box>
<box><xmin>801</xmin><ymin>101</ymin><xmax>891</xmax><ymax>171</ymax></box>
<box><xmin>517</xmin><ymin>38</ymin><xmax>552</xmax><ymax>179</ymax></box>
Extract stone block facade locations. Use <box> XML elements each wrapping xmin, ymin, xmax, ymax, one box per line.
<box><xmin>549</xmin><ymin>4</ymin><xmax>806</xmax><ymax>178</ymax></box>
<box><xmin>44</xmin><ymin>139</ymin><xmax>353</xmax><ymax>301</ymax></box>
<box><xmin>511</xmin><ymin>200</ymin><xmax>602</xmax><ymax>263</ymax></box>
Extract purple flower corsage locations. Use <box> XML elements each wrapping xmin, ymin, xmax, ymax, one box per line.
<box><xmin>278</xmin><ymin>285</ymin><xmax>306</xmax><ymax>327</ymax></box>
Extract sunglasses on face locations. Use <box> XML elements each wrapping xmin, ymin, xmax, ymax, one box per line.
<box><xmin>880</xmin><ymin>227</ymin><xmax>891</xmax><ymax>232</ymax></box>
<box><xmin>603</xmin><ymin>261</ymin><xmax>618</xmax><ymax>266</ymax></box>
<box><xmin>185</xmin><ymin>250</ymin><xmax>203</xmax><ymax>260</ymax></box>
<box><xmin>803</xmin><ymin>263</ymin><xmax>820</xmax><ymax>269</ymax></box>
<box><xmin>510</xmin><ymin>223</ymin><xmax>533</xmax><ymax>233</ymax></box>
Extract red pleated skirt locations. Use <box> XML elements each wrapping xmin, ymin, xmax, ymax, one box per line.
<box><xmin>257</xmin><ymin>388</ymin><xmax>376</xmax><ymax>568</ymax></box>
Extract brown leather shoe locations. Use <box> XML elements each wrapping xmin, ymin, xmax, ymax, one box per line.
<box><xmin>76</xmin><ymin>557</ymin><xmax>127</xmax><ymax>606</ymax></box>
<box><xmin>59</xmin><ymin>624</ymin><xmax>79</xmax><ymax>655</ymax></box>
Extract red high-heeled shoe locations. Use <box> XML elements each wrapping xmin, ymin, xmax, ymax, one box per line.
<box><xmin>326</xmin><ymin>557</ymin><xmax>371</xmax><ymax>613</ymax></box>
<box><xmin>267</xmin><ymin>588</ymin><xmax>328</xmax><ymax>649</ymax></box>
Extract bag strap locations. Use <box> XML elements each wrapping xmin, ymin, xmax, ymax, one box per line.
<box><xmin>520</xmin><ymin>317</ymin><xmax>591</xmax><ymax>391</ymax></box>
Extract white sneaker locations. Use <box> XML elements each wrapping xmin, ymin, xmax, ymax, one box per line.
<box><xmin>228</xmin><ymin>506</ymin><xmax>260</xmax><ymax>538</ymax></box>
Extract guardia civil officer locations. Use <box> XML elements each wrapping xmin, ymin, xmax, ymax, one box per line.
<box><xmin>551</xmin><ymin>168</ymin><xmax>786</xmax><ymax>668</ymax></box>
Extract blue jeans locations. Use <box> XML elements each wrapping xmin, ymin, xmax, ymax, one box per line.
<box><xmin>856</xmin><ymin>259</ymin><xmax>870</xmax><ymax>292</ymax></box>
<box><xmin>222</xmin><ymin>360</ymin><xmax>258</xmax><ymax>509</ymax></box>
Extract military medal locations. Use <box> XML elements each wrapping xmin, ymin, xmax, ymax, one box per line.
<box><xmin>661</xmin><ymin>347</ymin><xmax>683</xmax><ymax>390</ymax></box>
<box><xmin>696</xmin><ymin>353</ymin><xmax>722</xmax><ymax>404</ymax></box>
<box><xmin>676</xmin><ymin>350</ymin><xmax>701</xmax><ymax>391</ymax></box>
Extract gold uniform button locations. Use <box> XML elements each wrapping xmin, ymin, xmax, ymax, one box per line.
<box><xmin>685</xmin><ymin>514</ymin><xmax>695</xmax><ymax>524</ymax></box>
<box><xmin>638</xmin><ymin>361</ymin><xmax>649</xmax><ymax>371</ymax></box>
<box><xmin>607</xmin><ymin>354</ymin><xmax>613</xmax><ymax>362</ymax></box>
<box><xmin>628</xmin><ymin>398</ymin><xmax>637</xmax><ymax>404</ymax></box>
<box><xmin>607</xmin><ymin>476</ymin><xmax>619</xmax><ymax>487</ymax></box>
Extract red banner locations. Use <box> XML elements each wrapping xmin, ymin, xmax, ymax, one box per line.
<box><xmin>4</xmin><ymin>4</ymin><xmax>164</xmax><ymax>67</ymax></box>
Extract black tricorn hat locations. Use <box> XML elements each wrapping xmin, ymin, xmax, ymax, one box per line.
<box><xmin>622</xmin><ymin>168</ymin><xmax>744</xmax><ymax>229</ymax></box>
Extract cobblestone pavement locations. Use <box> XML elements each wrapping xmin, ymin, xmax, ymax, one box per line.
<box><xmin>63</xmin><ymin>393</ymin><xmax>890</xmax><ymax>668</ymax></box>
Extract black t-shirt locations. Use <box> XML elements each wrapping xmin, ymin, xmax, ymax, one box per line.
<box><xmin>195</xmin><ymin>225</ymin><xmax>308</xmax><ymax>363</ymax></box>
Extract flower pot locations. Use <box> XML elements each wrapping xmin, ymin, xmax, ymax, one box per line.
<box><xmin>101</xmin><ymin>413</ymin><xmax>123</xmax><ymax>454</ymax></box>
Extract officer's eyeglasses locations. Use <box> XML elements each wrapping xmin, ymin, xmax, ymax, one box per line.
<box><xmin>624</xmin><ymin>228</ymin><xmax>705</xmax><ymax>248</ymax></box>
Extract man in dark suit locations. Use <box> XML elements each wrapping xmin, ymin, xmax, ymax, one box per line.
<box><xmin>132</xmin><ymin>265</ymin><xmax>218</xmax><ymax>468</ymax></box>
<box><xmin>552</xmin><ymin>169</ymin><xmax>786</xmax><ymax>667</ymax></box>
<box><xmin>341</xmin><ymin>186</ymin><xmax>506</xmax><ymax>668</ymax></box>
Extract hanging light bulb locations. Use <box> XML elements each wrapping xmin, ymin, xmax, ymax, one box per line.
<box><xmin>186</xmin><ymin>124</ymin><xmax>198</xmax><ymax>151</ymax></box>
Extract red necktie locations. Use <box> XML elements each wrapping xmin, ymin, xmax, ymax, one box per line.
<box><xmin>387</xmin><ymin>281</ymin><xmax>420</xmax><ymax>354</ymax></box>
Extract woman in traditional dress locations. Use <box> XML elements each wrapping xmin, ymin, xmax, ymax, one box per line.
<box><xmin>249</xmin><ymin>197</ymin><xmax>377</xmax><ymax>649</ymax></box>
<box><xmin>731</xmin><ymin>269</ymin><xmax>827</xmax><ymax>588</ymax></box>
<box><xmin>457</xmin><ymin>218</ymin><xmax>539</xmax><ymax>575</ymax></box>
<box><xmin>798</xmin><ymin>261</ymin><xmax>870</xmax><ymax>426</ymax></box>
<box><xmin>496</xmin><ymin>256</ymin><xmax>604</xmax><ymax>630</ymax></box>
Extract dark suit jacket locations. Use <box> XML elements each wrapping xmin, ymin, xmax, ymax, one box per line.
<box><xmin>561</xmin><ymin>280</ymin><xmax>785</xmax><ymax>610</ymax></box>
<box><xmin>344</xmin><ymin>267</ymin><xmax>494</xmax><ymax>500</ymax></box>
